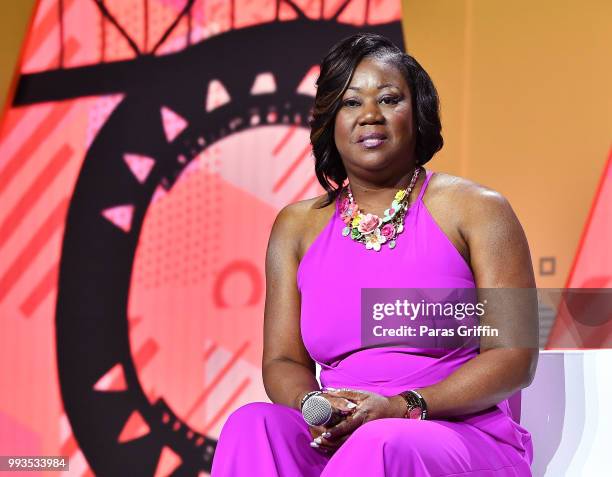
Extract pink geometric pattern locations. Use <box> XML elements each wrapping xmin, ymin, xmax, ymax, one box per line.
<box><xmin>123</xmin><ymin>153</ymin><xmax>156</xmax><ymax>183</ymax></box>
<box><xmin>250</xmin><ymin>72</ymin><xmax>276</xmax><ymax>95</ymax></box>
<box><xmin>101</xmin><ymin>205</ymin><xmax>135</xmax><ymax>233</ymax></box>
<box><xmin>160</xmin><ymin>106</ymin><xmax>188</xmax><ymax>142</ymax></box>
<box><xmin>205</xmin><ymin>79</ymin><xmax>231</xmax><ymax>112</ymax></box>
<box><xmin>0</xmin><ymin>0</ymin><xmax>410</xmax><ymax>472</ymax></box>
<box><xmin>93</xmin><ymin>363</ymin><xmax>128</xmax><ymax>392</ymax></box>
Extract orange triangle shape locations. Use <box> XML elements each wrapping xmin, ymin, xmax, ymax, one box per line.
<box><xmin>153</xmin><ymin>446</ymin><xmax>182</xmax><ymax>477</ymax></box>
<box><xmin>117</xmin><ymin>410</ymin><xmax>151</xmax><ymax>443</ymax></box>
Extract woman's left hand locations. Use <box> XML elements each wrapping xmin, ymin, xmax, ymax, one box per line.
<box><xmin>313</xmin><ymin>388</ymin><xmax>403</xmax><ymax>450</ymax></box>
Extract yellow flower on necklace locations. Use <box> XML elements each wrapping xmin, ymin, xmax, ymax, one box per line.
<box><xmin>394</xmin><ymin>189</ymin><xmax>406</xmax><ymax>201</ymax></box>
<box><xmin>352</xmin><ymin>215</ymin><xmax>362</xmax><ymax>228</ymax></box>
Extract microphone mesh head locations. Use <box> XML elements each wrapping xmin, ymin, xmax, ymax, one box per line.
<box><xmin>302</xmin><ymin>395</ymin><xmax>332</xmax><ymax>426</ymax></box>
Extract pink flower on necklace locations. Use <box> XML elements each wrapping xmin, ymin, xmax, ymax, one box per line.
<box><xmin>339</xmin><ymin>196</ymin><xmax>350</xmax><ymax>216</ymax></box>
<box><xmin>358</xmin><ymin>213</ymin><xmax>382</xmax><ymax>234</ymax></box>
<box><xmin>380</xmin><ymin>223</ymin><xmax>396</xmax><ymax>240</ymax></box>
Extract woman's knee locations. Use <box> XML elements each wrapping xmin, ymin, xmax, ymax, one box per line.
<box><xmin>223</xmin><ymin>401</ymin><xmax>298</xmax><ymax>430</ymax></box>
<box><xmin>224</xmin><ymin>402</ymin><xmax>274</xmax><ymax>426</ymax></box>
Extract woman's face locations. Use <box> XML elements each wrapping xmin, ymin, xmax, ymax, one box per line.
<box><xmin>334</xmin><ymin>56</ymin><xmax>416</xmax><ymax>177</ymax></box>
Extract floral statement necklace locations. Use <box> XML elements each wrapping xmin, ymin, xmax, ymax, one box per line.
<box><xmin>339</xmin><ymin>167</ymin><xmax>421</xmax><ymax>251</ymax></box>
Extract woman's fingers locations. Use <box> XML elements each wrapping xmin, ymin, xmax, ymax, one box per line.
<box><xmin>307</xmin><ymin>393</ymin><xmax>368</xmax><ymax>453</ymax></box>
<box><xmin>325</xmin><ymin>395</ymin><xmax>358</xmax><ymax>413</ymax></box>
<box><xmin>309</xmin><ymin>414</ymin><xmax>362</xmax><ymax>454</ymax></box>
<box><xmin>311</xmin><ymin>432</ymin><xmax>350</xmax><ymax>454</ymax></box>
<box><xmin>308</xmin><ymin>389</ymin><xmax>393</xmax><ymax>455</ymax></box>
<box><xmin>309</xmin><ymin>423</ymin><xmax>353</xmax><ymax>454</ymax></box>
<box><xmin>321</xmin><ymin>409</ymin><xmax>366</xmax><ymax>442</ymax></box>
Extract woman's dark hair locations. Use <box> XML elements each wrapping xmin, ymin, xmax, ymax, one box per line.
<box><xmin>309</xmin><ymin>33</ymin><xmax>443</xmax><ymax>207</ymax></box>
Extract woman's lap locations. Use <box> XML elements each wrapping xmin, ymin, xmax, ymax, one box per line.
<box><xmin>211</xmin><ymin>402</ymin><xmax>531</xmax><ymax>477</ymax></box>
<box><xmin>322</xmin><ymin>417</ymin><xmax>530</xmax><ymax>476</ymax></box>
<box><xmin>211</xmin><ymin>402</ymin><xmax>328</xmax><ymax>477</ymax></box>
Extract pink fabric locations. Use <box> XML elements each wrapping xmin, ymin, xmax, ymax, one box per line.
<box><xmin>211</xmin><ymin>169</ymin><xmax>533</xmax><ymax>476</ymax></box>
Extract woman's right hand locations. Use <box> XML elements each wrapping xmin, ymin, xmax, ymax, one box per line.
<box><xmin>307</xmin><ymin>395</ymin><xmax>357</xmax><ymax>455</ymax></box>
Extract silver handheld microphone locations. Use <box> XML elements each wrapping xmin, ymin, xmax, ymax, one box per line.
<box><xmin>301</xmin><ymin>394</ymin><xmax>349</xmax><ymax>427</ymax></box>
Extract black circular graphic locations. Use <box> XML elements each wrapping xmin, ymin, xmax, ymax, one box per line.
<box><xmin>16</xmin><ymin>7</ymin><xmax>404</xmax><ymax>476</ymax></box>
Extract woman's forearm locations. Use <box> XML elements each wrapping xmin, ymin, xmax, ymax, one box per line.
<box><xmin>392</xmin><ymin>348</ymin><xmax>538</xmax><ymax>419</ymax></box>
<box><xmin>262</xmin><ymin>358</ymin><xmax>320</xmax><ymax>410</ymax></box>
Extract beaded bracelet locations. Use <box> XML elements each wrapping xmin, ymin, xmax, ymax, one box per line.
<box><xmin>300</xmin><ymin>390</ymin><xmax>322</xmax><ymax>411</ymax></box>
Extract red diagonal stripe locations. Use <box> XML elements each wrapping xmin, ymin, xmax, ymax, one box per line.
<box><xmin>52</xmin><ymin>36</ymin><xmax>80</xmax><ymax>69</ymax></box>
<box><xmin>0</xmin><ymin>143</ymin><xmax>73</xmax><ymax>248</ymax></box>
<box><xmin>0</xmin><ymin>102</ymin><xmax>73</xmax><ymax>194</ymax></box>
<box><xmin>133</xmin><ymin>338</ymin><xmax>159</xmax><ymax>370</ymax></box>
<box><xmin>19</xmin><ymin>262</ymin><xmax>59</xmax><ymax>318</ymax></box>
<box><xmin>184</xmin><ymin>341</ymin><xmax>250</xmax><ymax>421</ymax></box>
<box><xmin>272</xmin><ymin>144</ymin><xmax>311</xmax><ymax>193</ymax></box>
<box><xmin>24</xmin><ymin>0</ymin><xmax>77</xmax><ymax>65</ymax></box>
<box><xmin>290</xmin><ymin>175</ymin><xmax>317</xmax><ymax>203</ymax></box>
<box><xmin>272</xmin><ymin>126</ymin><xmax>297</xmax><ymax>156</ymax></box>
<box><xmin>201</xmin><ymin>377</ymin><xmax>251</xmax><ymax>435</ymax></box>
<box><xmin>0</xmin><ymin>109</ymin><xmax>28</xmax><ymax>142</ymax></box>
<box><xmin>203</xmin><ymin>342</ymin><xmax>217</xmax><ymax>360</ymax></box>
<box><xmin>0</xmin><ymin>198</ymin><xmax>68</xmax><ymax>302</ymax></box>
<box><xmin>60</xmin><ymin>436</ymin><xmax>77</xmax><ymax>458</ymax></box>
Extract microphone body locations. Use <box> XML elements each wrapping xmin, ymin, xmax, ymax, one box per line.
<box><xmin>301</xmin><ymin>394</ymin><xmax>351</xmax><ymax>427</ymax></box>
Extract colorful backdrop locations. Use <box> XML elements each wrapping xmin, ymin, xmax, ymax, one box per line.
<box><xmin>0</xmin><ymin>0</ymin><xmax>610</xmax><ymax>476</ymax></box>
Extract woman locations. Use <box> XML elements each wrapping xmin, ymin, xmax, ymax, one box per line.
<box><xmin>211</xmin><ymin>33</ymin><xmax>538</xmax><ymax>476</ymax></box>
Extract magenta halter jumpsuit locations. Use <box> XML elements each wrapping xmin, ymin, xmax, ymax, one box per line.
<box><xmin>211</xmin><ymin>169</ymin><xmax>533</xmax><ymax>476</ymax></box>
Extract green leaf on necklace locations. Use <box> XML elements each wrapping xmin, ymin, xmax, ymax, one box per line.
<box><xmin>342</xmin><ymin>226</ymin><xmax>351</xmax><ymax>236</ymax></box>
<box><xmin>350</xmin><ymin>228</ymin><xmax>362</xmax><ymax>240</ymax></box>
<box><xmin>388</xmin><ymin>240</ymin><xmax>396</xmax><ymax>249</ymax></box>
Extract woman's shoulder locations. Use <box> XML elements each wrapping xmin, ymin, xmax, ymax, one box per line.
<box><xmin>428</xmin><ymin>170</ymin><xmax>511</xmax><ymax>212</ymax></box>
<box><xmin>427</xmin><ymin>170</ymin><xmax>518</xmax><ymax>238</ymax></box>
<box><xmin>270</xmin><ymin>193</ymin><xmax>335</xmax><ymax>260</ymax></box>
<box><xmin>274</xmin><ymin>193</ymin><xmax>333</xmax><ymax>228</ymax></box>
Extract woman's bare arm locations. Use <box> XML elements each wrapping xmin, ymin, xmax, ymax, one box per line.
<box><xmin>390</xmin><ymin>185</ymin><xmax>539</xmax><ymax>418</ymax></box>
<box><xmin>261</xmin><ymin>203</ymin><xmax>320</xmax><ymax>410</ymax></box>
